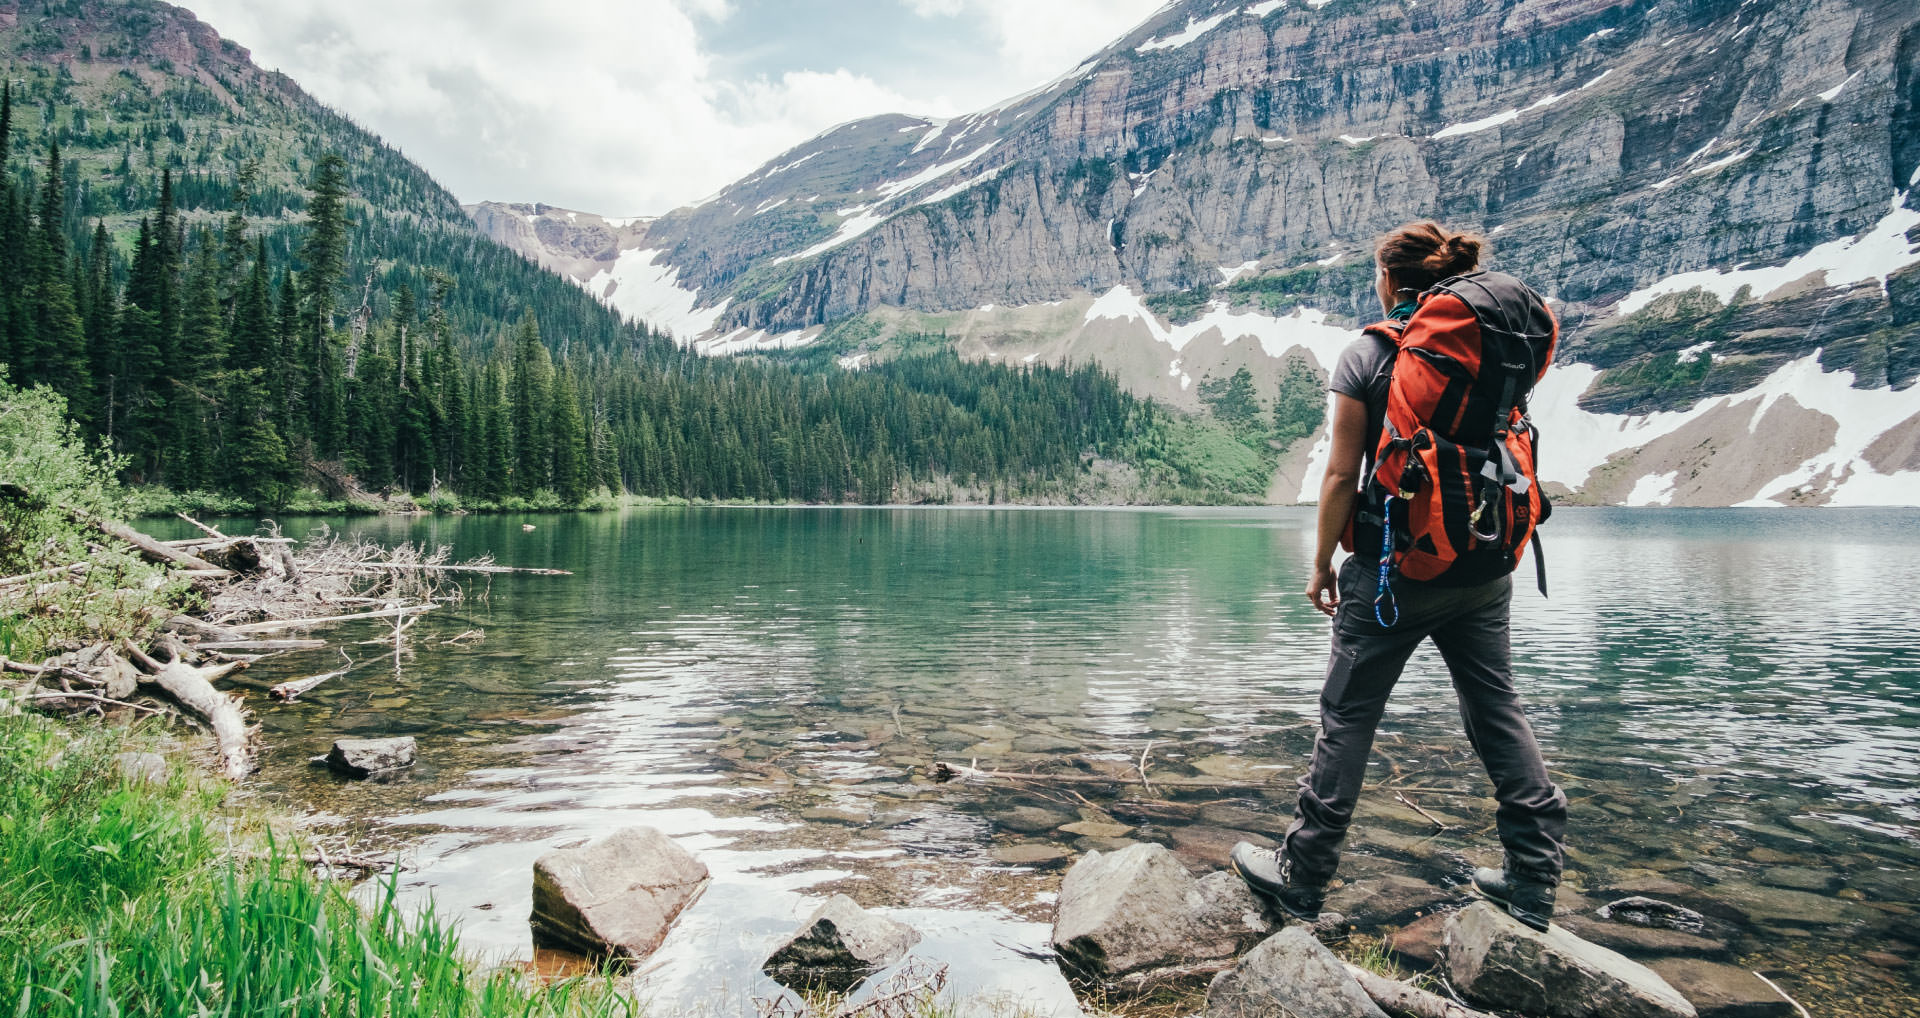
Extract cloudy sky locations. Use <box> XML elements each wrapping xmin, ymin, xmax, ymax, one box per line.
<box><xmin>187</xmin><ymin>0</ymin><xmax>1165</xmax><ymax>216</ymax></box>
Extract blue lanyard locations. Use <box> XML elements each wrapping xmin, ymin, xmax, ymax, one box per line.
<box><xmin>1374</xmin><ymin>495</ymin><xmax>1399</xmax><ymax>628</ymax></box>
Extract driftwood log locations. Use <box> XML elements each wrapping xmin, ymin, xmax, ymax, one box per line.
<box><xmin>124</xmin><ymin>642</ymin><xmax>254</xmax><ymax>780</ymax></box>
<box><xmin>1342</xmin><ymin>963</ymin><xmax>1495</xmax><ymax>1018</ymax></box>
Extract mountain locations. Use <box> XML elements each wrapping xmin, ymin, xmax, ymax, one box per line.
<box><xmin>473</xmin><ymin>0</ymin><xmax>1920</xmax><ymax>507</ymax></box>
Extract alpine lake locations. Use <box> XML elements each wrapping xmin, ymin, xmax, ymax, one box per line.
<box><xmin>156</xmin><ymin>506</ymin><xmax>1920</xmax><ymax>1017</ymax></box>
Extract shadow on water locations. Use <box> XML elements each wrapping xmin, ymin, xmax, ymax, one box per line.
<box><xmin>154</xmin><ymin>506</ymin><xmax>1920</xmax><ymax>1015</ymax></box>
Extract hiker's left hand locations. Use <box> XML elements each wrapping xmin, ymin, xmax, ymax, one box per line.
<box><xmin>1306</xmin><ymin>563</ymin><xmax>1338</xmax><ymax>616</ymax></box>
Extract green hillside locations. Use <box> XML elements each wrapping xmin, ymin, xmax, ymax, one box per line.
<box><xmin>0</xmin><ymin>0</ymin><xmax>1258</xmax><ymax>510</ymax></box>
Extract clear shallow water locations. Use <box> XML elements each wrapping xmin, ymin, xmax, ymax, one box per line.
<box><xmin>174</xmin><ymin>507</ymin><xmax>1920</xmax><ymax>1014</ymax></box>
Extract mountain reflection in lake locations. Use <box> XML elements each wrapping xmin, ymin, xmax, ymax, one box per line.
<box><xmin>170</xmin><ymin>507</ymin><xmax>1919</xmax><ymax>1016</ymax></box>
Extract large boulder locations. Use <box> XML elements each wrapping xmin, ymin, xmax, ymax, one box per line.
<box><xmin>1446</xmin><ymin>902</ymin><xmax>1698</xmax><ymax>1018</ymax></box>
<box><xmin>762</xmin><ymin>893</ymin><xmax>920</xmax><ymax>993</ymax></box>
<box><xmin>1203</xmin><ymin>927</ymin><xmax>1388</xmax><ymax>1018</ymax></box>
<box><xmin>1051</xmin><ymin>843</ymin><xmax>1272</xmax><ymax>990</ymax></box>
<box><xmin>530</xmin><ymin>827</ymin><xmax>709</xmax><ymax>963</ymax></box>
<box><xmin>325</xmin><ymin>736</ymin><xmax>416</xmax><ymax>778</ymax></box>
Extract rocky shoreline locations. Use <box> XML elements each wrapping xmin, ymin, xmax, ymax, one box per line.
<box><xmin>509</xmin><ymin>822</ymin><xmax>1821</xmax><ymax>1018</ymax></box>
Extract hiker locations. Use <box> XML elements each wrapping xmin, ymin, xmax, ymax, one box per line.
<box><xmin>1231</xmin><ymin>221</ymin><xmax>1569</xmax><ymax>932</ymax></box>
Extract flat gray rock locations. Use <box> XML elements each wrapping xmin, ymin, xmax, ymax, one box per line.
<box><xmin>325</xmin><ymin>736</ymin><xmax>416</xmax><ymax>778</ymax></box>
<box><xmin>1051</xmin><ymin>843</ymin><xmax>1271</xmax><ymax>990</ymax></box>
<box><xmin>530</xmin><ymin>827</ymin><xmax>709</xmax><ymax>963</ymax></box>
<box><xmin>1648</xmin><ymin>959</ymin><xmax>1797</xmax><ymax>1018</ymax></box>
<box><xmin>1447</xmin><ymin>902</ymin><xmax>1698</xmax><ymax>1018</ymax></box>
<box><xmin>762</xmin><ymin>893</ymin><xmax>921</xmax><ymax>993</ymax></box>
<box><xmin>1204</xmin><ymin>926</ymin><xmax>1388</xmax><ymax>1018</ymax></box>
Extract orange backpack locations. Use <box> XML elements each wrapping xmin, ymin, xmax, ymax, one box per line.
<box><xmin>1344</xmin><ymin>271</ymin><xmax>1558</xmax><ymax>625</ymax></box>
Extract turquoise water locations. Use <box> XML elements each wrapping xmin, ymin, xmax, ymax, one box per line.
<box><xmin>178</xmin><ymin>507</ymin><xmax>1920</xmax><ymax>1014</ymax></box>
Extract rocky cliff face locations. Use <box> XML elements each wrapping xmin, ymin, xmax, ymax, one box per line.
<box><xmin>472</xmin><ymin>0</ymin><xmax>1920</xmax><ymax>506</ymax></box>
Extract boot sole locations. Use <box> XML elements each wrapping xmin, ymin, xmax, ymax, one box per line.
<box><xmin>1468</xmin><ymin>882</ymin><xmax>1552</xmax><ymax>933</ymax></box>
<box><xmin>1230</xmin><ymin>856</ymin><xmax>1321</xmax><ymax>923</ymax></box>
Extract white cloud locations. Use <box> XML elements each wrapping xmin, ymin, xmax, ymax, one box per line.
<box><xmin>905</xmin><ymin>0</ymin><xmax>1163</xmax><ymax>81</ymax></box>
<box><xmin>186</xmin><ymin>0</ymin><xmax>1160</xmax><ymax>215</ymax></box>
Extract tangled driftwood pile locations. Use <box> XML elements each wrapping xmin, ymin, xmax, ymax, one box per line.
<box><xmin>1</xmin><ymin>498</ymin><xmax>566</xmax><ymax>780</ymax></box>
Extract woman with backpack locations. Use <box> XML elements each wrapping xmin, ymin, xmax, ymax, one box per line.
<box><xmin>1231</xmin><ymin>221</ymin><xmax>1569</xmax><ymax>932</ymax></box>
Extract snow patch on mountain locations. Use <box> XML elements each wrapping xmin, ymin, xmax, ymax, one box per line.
<box><xmin>776</xmin><ymin>206</ymin><xmax>891</xmax><ymax>264</ymax></box>
<box><xmin>1430</xmin><ymin>69</ymin><xmax>1609</xmax><ymax>139</ymax></box>
<box><xmin>1529</xmin><ymin>355</ymin><xmax>1920</xmax><ymax>505</ymax></box>
<box><xmin>1617</xmin><ymin>190</ymin><xmax>1920</xmax><ymax>314</ymax></box>
<box><xmin>1626</xmin><ymin>471</ymin><xmax>1679</xmax><ymax>506</ymax></box>
<box><xmin>585</xmin><ymin>248</ymin><xmax>728</xmax><ymax>342</ymax></box>
<box><xmin>876</xmin><ymin>142</ymin><xmax>999</xmax><ymax>200</ymax></box>
<box><xmin>1084</xmin><ymin>286</ymin><xmax>1354</xmax><ymax>367</ymax></box>
<box><xmin>1136</xmin><ymin>9</ymin><xmax>1235</xmax><ymax>52</ymax></box>
<box><xmin>917</xmin><ymin>164</ymin><xmax>1009</xmax><ymax>206</ymax></box>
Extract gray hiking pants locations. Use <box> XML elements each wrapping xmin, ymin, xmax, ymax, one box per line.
<box><xmin>1283</xmin><ymin>555</ymin><xmax>1568</xmax><ymax>886</ymax></box>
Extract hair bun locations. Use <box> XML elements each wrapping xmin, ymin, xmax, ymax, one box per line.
<box><xmin>1423</xmin><ymin>233</ymin><xmax>1481</xmax><ymax>277</ymax></box>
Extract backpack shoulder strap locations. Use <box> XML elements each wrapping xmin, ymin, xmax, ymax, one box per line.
<box><xmin>1361</xmin><ymin>318</ymin><xmax>1408</xmax><ymax>347</ymax></box>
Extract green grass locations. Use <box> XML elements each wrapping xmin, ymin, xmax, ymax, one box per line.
<box><xmin>0</xmin><ymin>712</ymin><xmax>637</xmax><ymax>1017</ymax></box>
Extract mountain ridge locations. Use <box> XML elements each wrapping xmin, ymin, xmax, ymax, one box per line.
<box><xmin>472</xmin><ymin>0</ymin><xmax>1920</xmax><ymax>507</ymax></box>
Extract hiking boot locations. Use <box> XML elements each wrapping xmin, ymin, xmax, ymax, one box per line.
<box><xmin>1471</xmin><ymin>866</ymin><xmax>1555</xmax><ymax>932</ymax></box>
<box><xmin>1229</xmin><ymin>842</ymin><xmax>1325</xmax><ymax>921</ymax></box>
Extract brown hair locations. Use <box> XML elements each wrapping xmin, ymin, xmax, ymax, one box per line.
<box><xmin>1375</xmin><ymin>220</ymin><xmax>1484</xmax><ymax>293</ymax></box>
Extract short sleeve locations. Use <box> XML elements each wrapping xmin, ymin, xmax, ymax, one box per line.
<box><xmin>1328</xmin><ymin>334</ymin><xmax>1393</xmax><ymax>403</ymax></box>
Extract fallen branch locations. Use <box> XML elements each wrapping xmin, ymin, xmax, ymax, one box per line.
<box><xmin>271</xmin><ymin>652</ymin><xmax>353</xmax><ymax>701</ymax></box>
<box><xmin>88</xmin><ymin>512</ymin><xmax>229</xmax><ymax>574</ymax></box>
<box><xmin>321</xmin><ymin>561</ymin><xmax>571</xmax><ymax>576</ymax></box>
<box><xmin>1343</xmin><ymin>962</ymin><xmax>1495</xmax><ymax>1018</ymax></box>
<box><xmin>238</xmin><ymin>848</ymin><xmax>397</xmax><ymax>875</ymax></box>
<box><xmin>175</xmin><ymin>513</ymin><xmax>229</xmax><ymax>540</ymax></box>
<box><xmin>1</xmin><ymin>658</ymin><xmax>105</xmax><ymax>688</ymax></box>
<box><xmin>197</xmin><ymin>639</ymin><xmax>329</xmax><ymax>652</ymax></box>
<box><xmin>28</xmin><ymin>691</ymin><xmax>171</xmax><ymax>716</ymax></box>
<box><xmin>129</xmin><ymin>644</ymin><xmax>254</xmax><ymax>781</ymax></box>
<box><xmin>1751</xmin><ymin>971</ymin><xmax>1812</xmax><ymax>1018</ymax></box>
<box><xmin>223</xmin><ymin>603</ymin><xmax>437</xmax><ymax>634</ymax></box>
<box><xmin>0</xmin><ymin>561</ymin><xmax>90</xmax><ymax>587</ymax></box>
<box><xmin>1394</xmin><ymin>792</ymin><xmax>1452</xmax><ymax>830</ymax></box>
<box><xmin>930</xmin><ymin>759</ymin><xmax>1282</xmax><ymax>790</ymax></box>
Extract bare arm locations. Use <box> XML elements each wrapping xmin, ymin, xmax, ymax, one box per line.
<box><xmin>1306</xmin><ymin>393</ymin><xmax>1370</xmax><ymax>616</ymax></box>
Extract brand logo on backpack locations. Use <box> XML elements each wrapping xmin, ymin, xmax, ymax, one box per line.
<box><xmin>1343</xmin><ymin>271</ymin><xmax>1557</xmax><ymax>623</ymax></box>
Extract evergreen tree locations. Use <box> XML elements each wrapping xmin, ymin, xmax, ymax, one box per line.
<box><xmin>300</xmin><ymin>153</ymin><xmax>350</xmax><ymax>455</ymax></box>
<box><xmin>509</xmin><ymin>311</ymin><xmax>551</xmax><ymax>495</ymax></box>
<box><xmin>1272</xmin><ymin>353</ymin><xmax>1326</xmax><ymax>449</ymax></box>
<box><xmin>26</xmin><ymin>143</ymin><xmax>89</xmax><ymax>415</ymax></box>
<box><xmin>1198</xmin><ymin>364</ymin><xmax>1263</xmax><ymax>437</ymax></box>
<box><xmin>549</xmin><ymin>366</ymin><xmax>589</xmax><ymax>503</ymax></box>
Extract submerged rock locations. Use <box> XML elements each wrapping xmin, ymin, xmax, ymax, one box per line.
<box><xmin>1598</xmin><ymin>896</ymin><xmax>1708</xmax><ymax>934</ymax></box>
<box><xmin>529</xmin><ymin>827</ymin><xmax>709</xmax><ymax>963</ymax></box>
<box><xmin>762</xmin><ymin>893</ymin><xmax>921</xmax><ymax>993</ymax></box>
<box><xmin>325</xmin><ymin>736</ymin><xmax>416</xmax><ymax>778</ymax></box>
<box><xmin>1446</xmin><ymin>902</ymin><xmax>1698</xmax><ymax>1018</ymax></box>
<box><xmin>1051</xmin><ymin>842</ymin><xmax>1272</xmax><ymax>991</ymax></box>
<box><xmin>1203</xmin><ymin>926</ymin><xmax>1388</xmax><ymax>1018</ymax></box>
<box><xmin>992</xmin><ymin>843</ymin><xmax>1074</xmax><ymax>867</ymax></box>
<box><xmin>1647</xmin><ymin>959</ymin><xmax>1797</xmax><ymax>1018</ymax></box>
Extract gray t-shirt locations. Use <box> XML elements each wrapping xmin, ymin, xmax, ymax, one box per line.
<box><xmin>1328</xmin><ymin>331</ymin><xmax>1396</xmax><ymax>475</ymax></box>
